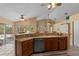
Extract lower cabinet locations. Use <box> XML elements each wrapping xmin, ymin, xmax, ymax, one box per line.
<box><xmin>15</xmin><ymin>39</ymin><xmax>33</xmax><ymax>56</ymax></box>
<box><xmin>45</xmin><ymin>37</ymin><xmax>58</xmax><ymax>51</ymax></box>
<box><xmin>45</xmin><ymin>37</ymin><xmax>67</xmax><ymax>51</ymax></box>
<box><xmin>58</xmin><ymin>37</ymin><xmax>67</xmax><ymax>50</ymax></box>
<box><xmin>15</xmin><ymin>37</ymin><xmax>67</xmax><ymax>56</ymax></box>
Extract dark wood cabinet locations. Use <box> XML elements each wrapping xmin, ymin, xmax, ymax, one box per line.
<box><xmin>15</xmin><ymin>39</ymin><xmax>33</xmax><ymax>56</ymax></box>
<box><xmin>58</xmin><ymin>37</ymin><xmax>67</xmax><ymax>50</ymax></box>
<box><xmin>15</xmin><ymin>36</ymin><xmax>67</xmax><ymax>56</ymax></box>
<box><xmin>45</xmin><ymin>37</ymin><xmax>67</xmax><ymax>51</ymax></box>
<box><xmin>51</xmin><ymin>38</ymin><xmax>58</xmax><ymax>50</ymax></box>
<box><xmin>45</xmin><ymin>37</ymin><xmax>58</xmax><ymax>51</ymax></box>
<box><xmin>45</xmin><ymin>39</ymin><xmax>51</xmax><ymax>51</ymax></box>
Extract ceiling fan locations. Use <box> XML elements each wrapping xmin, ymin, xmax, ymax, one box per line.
<box><xmin>41</xmin><ymin>3</ymin><xmax>62</xmax><ymax>10</ymax></box>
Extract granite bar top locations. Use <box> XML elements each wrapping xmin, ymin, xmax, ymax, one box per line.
<box><xmin>16</xmin><ymin>35</ymin><xmax>68</xmax><ymax>42</ymax></box>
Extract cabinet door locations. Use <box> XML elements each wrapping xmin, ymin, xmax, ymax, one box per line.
<box><xmin>45</xmin><ymin>37</ymin><xmax>58</xmax><ymax>51</ymax></box>
<box><xmin>45</xmin><ymin>39</ymin><xmax>51</xmax><ymax>51</ymax></box>
<box><xmin>50</xmin><ymin>38</ymin><xmax>58</xmax><ymax>50</ymax></box>
<box><xmin>22</xmin><ymin>39</ymin><xmax>33</xmax><ymax>56</ymax></box>
<box><xmin>58</xmin><ymin>37</ymin><xmax>67</xmax><ymax>50</ymax></box>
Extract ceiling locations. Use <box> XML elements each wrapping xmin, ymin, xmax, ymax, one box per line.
<box><xmin>0</xmin><ymin>3</ymin><xmax>79</xmax><ymax>21</ymax></box>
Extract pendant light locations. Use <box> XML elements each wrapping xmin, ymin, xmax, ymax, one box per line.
<box><xmin>20</xmin><ymin>15</ymin><xmax>24</xmax><ymax>21</ymax></box>
<box><xmin>65</xmin><ymin>12</ymin><xmax>70</xmax><ymax>23</ymax></box>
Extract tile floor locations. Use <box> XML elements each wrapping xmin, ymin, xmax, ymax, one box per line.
<box><xmin>0</xmin><ymin>40</ymin><xmax>79</xmax><ymax>56</ymax></box>
<box><xmin>32</xmin><ymin>46</ymin><xmax>79</xmax><ymax>56</ymax></box>
<box><xmin>0</xmin><ymin>40</ymin><xmax>15</xmax><ymax>56</ymax></box>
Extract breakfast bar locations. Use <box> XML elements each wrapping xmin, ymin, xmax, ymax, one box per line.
<box><xmin>15</xmin><ymin>33</ymin><xmax>68</xmax><ymax>56</ymax></box>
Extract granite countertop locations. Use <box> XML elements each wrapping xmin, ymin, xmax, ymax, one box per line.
<box><xmin>16</xmin><ymin>35</ymin><xmax>68</xmax><ymax>42</ymax></box>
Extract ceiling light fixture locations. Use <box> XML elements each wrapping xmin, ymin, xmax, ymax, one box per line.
<box><xmin>51</xmin><ymin>3</ymin><xmax>56</xmax><ymax>8</ymax></box>
<box><xmin>41</xmin><ymin>3</ymin><xmax>62</xmax><ymax>10</ymax></box>
<box><xmin>47</xmin><ymin>3</ymin><xmax>62</xmax><ymax>10</ymax></box>
<box><xmin>47</xmin><ymin>3</ymin><xmax>56</xmax><ymax>10</ymax></box>
<box><xmin>48</xmin><ymin>4</ymin><xmax>51</xmax><ymax>9</ymax></box>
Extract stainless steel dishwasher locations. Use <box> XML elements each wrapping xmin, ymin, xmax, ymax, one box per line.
<box><xmin>34</xmin><ymin>38</ymin><xmax>45</xmax><ymax>52</ymax></box>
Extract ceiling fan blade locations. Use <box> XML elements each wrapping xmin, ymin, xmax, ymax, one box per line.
<box><xmin>41</xmin><ymin>4</ymin><xmax>45</xmax><ymax>6</ymax></box>
<box><xmin>41</xmin><ymin>3</ymin><xmax>48</xmax><ymax>6</ymax></box>
<box><xmin>56</xmin><ymin>3</ymin><xmax>62</xmax><ymax>6</ymax></box>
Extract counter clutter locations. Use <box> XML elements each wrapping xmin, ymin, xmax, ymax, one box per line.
<box><xmin>15</xmin><ymin>33</ymin><xmax>68</xmax><ymax>56</ymax></box>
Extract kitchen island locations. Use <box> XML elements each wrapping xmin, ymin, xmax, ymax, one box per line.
<box><xmin>15</xmin><ymin>34</ymin><xmax>68</xmax><ymax>56</ymax></box>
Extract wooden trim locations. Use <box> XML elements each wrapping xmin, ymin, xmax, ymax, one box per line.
<box><xmin>67</xmin><ymin>23</ymin><xmax>71</xmax><ymax>49</ymax></box>
<box><xmin>72</xmin><ymin>21</ymin><xmax>74</xmax><ymax>46</ymax></box>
